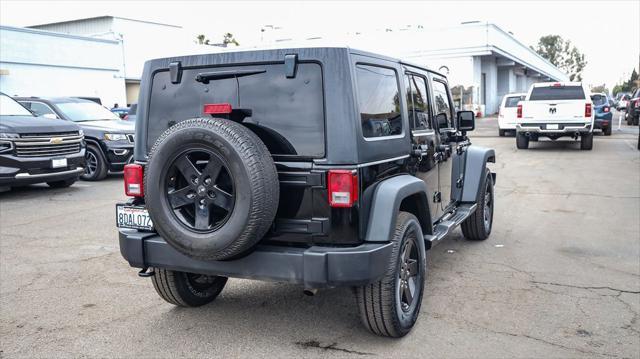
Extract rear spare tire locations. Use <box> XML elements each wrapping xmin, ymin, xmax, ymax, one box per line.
<box><xmin>144</xmin><ymin>118</ymin><xmax>279</xmax><ymax>260</ymax></box>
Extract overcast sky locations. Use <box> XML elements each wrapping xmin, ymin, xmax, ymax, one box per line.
<box><xmin>1</xmin><ymin>0</ymin><xmax>638</xmax><ymax>88</ymax></box>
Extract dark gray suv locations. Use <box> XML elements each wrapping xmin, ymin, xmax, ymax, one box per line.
<box><xmin>15</xmin><ymin>97</ymin><xmax>135</xmax><ymax>180</ymax></box>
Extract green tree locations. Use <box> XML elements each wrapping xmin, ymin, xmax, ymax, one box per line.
<box><xmin>532</xmin><ymin>35</ymin><xmax>587</xmax><ymax>82</ymax></box>
<box><xmin>196</xmin><ymin>34</ymin><xmax>210</xmax><ymax>45</ymax></box>
<box><xmin>195</xmin><ymin>33</ymin><xmax>240</xmax><ymax>47</ymax></box>
<box><xmin>612</xmin><ymin>68</ymin><xmax>638</xmax><ymax>95</ymax></box>
<box><xmin>222</xmin><ymin>33</ymin><xmax>239</xmax><ymax>47</ymax></box>
<box><xmin>590</xmin><ymin>84</ymin><xmax>608</xmax><ymax>94</ymax></box>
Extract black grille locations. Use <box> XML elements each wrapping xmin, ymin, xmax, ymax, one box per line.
<box><xmin>14</xmin><ymin>133</ymin><xmax>83</xmax><ymax>157</ymax></box>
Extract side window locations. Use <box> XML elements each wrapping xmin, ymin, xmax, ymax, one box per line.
<box><xmin>405</xmin><ymin>74</ymin><xmax>431</xmax><ymax>130</ymax></box>
<box><xmin>29</xmin><ymin>102</ymin><xmax>56</xmax><ymax>117</ymax></box>
<box><xmin>432</xmin><ymin>80</ymin><xmax>454</xmax><ymax>129</ymax></box>
<box><xmin>356</xmin><ymin>64</ymin><xmax>402</xmax><ymax>138</ymax></box>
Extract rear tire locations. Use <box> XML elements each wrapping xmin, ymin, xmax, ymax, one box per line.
<box><xmin>356</xmin><ymin>212</ymin><xmax>426</xmax><ymax>338</ymax></box>
<box><xmin>603</xmin><ymin>126</ymin><xmax>612</xmax><ymax>136</ymax></box>
<box><xmin>47</xmin><ymin>178</ymin><xmax>77</xmax><ymax>188</ymax></box>
<box><xmin>516</xmin><ymin>133</ymin><xmax>529</xmax><ymax>149</ymax></box>
<box><xmin>81</xmin><ymin>144</ymin><xmax>108</xmax><ymax>181</ymax></box>
<box><xmin>580</xmin><ymin>133</ymin><xmax>593</xmax><ymax>150</ymax></box>
<box><xmin>461</xmin><ymin>169</ymin><xmax>494</xmax><ymax>241</ymax></box>
<box><xmin>151</xmin><ymin>268</ymin><xmax>227</xmax><ymax>307</ymax></box>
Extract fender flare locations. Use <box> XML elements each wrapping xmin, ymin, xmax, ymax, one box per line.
<box><xmin>364</xmin><ymin>175</ymin><xmax>432</xmax><ymax>242</ymax></box>
<box><xmin>461</xmin><ymin>145</ymin><xmax>496</xmax><ymax>203</ymax></box>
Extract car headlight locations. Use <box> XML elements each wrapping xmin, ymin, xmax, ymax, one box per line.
<box><xmin>104</xmin><ymin>133</ymin><xmax>128</xmax><ymax>141</ymax></box>
<box><xmin>0</xmin><ymin>133</ymin><xmax>19</xmax><ymax>139</ymax></box>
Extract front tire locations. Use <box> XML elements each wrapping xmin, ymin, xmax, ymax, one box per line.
<box><xmin>516</xmin><ymin>133</ymin><xmax>529</xmax><ymax>149</ymax></box>
<box><xmin>81</xmin><ymin>144</ymin><xmax>108</xmax><ymax>181</ymax></box>
<box><xmin>461</xmin><ymin>169</ymin><xmax>494</xmax><ymax>241</ymax></box>
<box><xmin>151</xmin><ymin>268</ymin><xmax>227</xmax><ymax>307</ymax></box>
<box><xmin>580</xmin><ymin>133</ymin><xmax>593</xmax><ymax>150</ymax></box>
<box><xmin>356</xmin><ymin>212</ymin><xmax>426</xmax><ymax>338</ymax></box>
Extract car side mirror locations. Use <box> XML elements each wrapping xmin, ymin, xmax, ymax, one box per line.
<box><xmin>456</xmin><ymin>111</ymin><xmax>475</xmax><ymax>131</ymax></box>
<box><xmin>43</xmin><ymin>113</ymin><xmax>58</xmax><ymax>119</ymax></box>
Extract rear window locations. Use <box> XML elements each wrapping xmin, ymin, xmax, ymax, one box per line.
<box><xmin>590</xmin><ymin>95</ymin><xmax>607</xmax><ymax>106</ymax></box>
<box><xmin>504</xmin><ymin>96</ymin><xmax>523</xmax><ymax>107</ymax></box>
<box><xmin>529</xmin><ymin>86</ymin><xmax>586</xmax><ymax>101</ymax></box>
<box><xmin>148</xmin><ymin>63</ymin><xmax>325</xmax><ymax>158</ymax></box>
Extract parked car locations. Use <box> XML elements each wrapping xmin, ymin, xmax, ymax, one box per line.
<box><xmin>498</xmin><ymin>93</ymin><xmax>526</xmax><ymax>136</ymax></box>
<box><xmin>123</xmin><ymin>103</ymin><xmax>137</xmax><ymax>122</ymax></box>
<box><xmin>0</xmin><ymin>93</ymin><xmax>85</xmax><ymax>190</ymax></box>
<box><xmin>111</xmin><ymin>107</ymin><xmax>130</xmax><ymax>119</ymax></box>
<box><xmin>15</xmin><ymin>97</ymin><xmax>135</xmax><ymax>180</ymax></box>
<box><xmin>116</xmin><ymin>47</ymin><xmax>497</xmax><ymax>337</ymax></box>
<box><xmin>590</xmin><ymin>93</ymin><xmax>613</xmax><ymax>135</ymax></box>
<box><xmin>516</xmin><ymin>82</ymin><xmax>594</xmax><ymax>150</ymax></box>
<box><xmin>625</xmin><ymin>88</ymin><xmax>640</xmax><ymax>125</ymax></box>
<box><xmin>615</xmin><ymin>92</ymin><xmax>631</xmax><ymax>111</ymax></box>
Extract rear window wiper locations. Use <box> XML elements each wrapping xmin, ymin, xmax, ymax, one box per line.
<box><xmin>195</xmin><ymin>69</ymin><xmax>266</xmax><ymax>84</ymax></box>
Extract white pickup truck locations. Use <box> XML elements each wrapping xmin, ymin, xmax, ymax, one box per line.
<box><xmin>516</xmin><ymin>82</ymin><xmax>594</xmax><ymax>150</ymax></box>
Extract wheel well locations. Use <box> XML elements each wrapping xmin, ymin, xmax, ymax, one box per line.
<box><xmin>399</xmin><ymin>193</ymin><xmax>433</xmax><ymax>237</ymax></box>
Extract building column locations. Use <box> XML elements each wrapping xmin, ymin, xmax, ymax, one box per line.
<box><xmin>481</xmin><ymin>56</ymin><xmax>498</xmax><ymax>115</ymax></box>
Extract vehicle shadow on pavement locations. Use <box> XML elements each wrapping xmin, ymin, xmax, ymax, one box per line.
<box><xmin>519</xmin><ymin>140</ymin><xmax>585</xmax><ymax>151</ymax></box>
<box><xmin>145</xmin><ymin>280</ymin><xmax>402</xmax><ymax>353</ymax></box>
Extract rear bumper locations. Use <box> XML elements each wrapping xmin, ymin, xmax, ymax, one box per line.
<box><xmin>516</xmin><ymin>122</ymin><xmax>592</xmax><ymax>134</ymax></box>
<box><xmin>118</xmin><ymin>229</ymin><xmax>393</xmax><ymax>288</ymax></box>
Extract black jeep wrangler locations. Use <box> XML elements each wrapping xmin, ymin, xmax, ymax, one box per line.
<box><xmin>117</xmin><ymin>47</ymin><xmax>496</xmax><ymax>337</ymax></box>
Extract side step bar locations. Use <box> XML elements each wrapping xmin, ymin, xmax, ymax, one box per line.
<box><xmin>424</xmin><ymin>203</ymin><xmax>477</xmax><ymax>247</ymax></box>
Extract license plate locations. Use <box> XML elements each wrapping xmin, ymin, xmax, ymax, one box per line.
<box><xmin>116</xmin><ymin>205</ymin><xmax>154</xmax><ymax>231</ymax></box>
<box><xmin>51</xmin><ymin>158</ymin><xmax>67</xmax><ymax>168</ymax></box>
<box><xmin>546</xmin><ymin>124</ymin><xmax>559</xmax><ymax>130</ymax></box>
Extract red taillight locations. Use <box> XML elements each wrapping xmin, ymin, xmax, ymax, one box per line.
<box><xmin>553</xmin><ymin>83</ymin><xmax>562</xmax><ymax>87</ymax></box>
<box><xmin>517</xmin><ymin>104</ymin><xmax>522</xmax><ymax>119</ymax></box>
<box><xmin>124</xmin><ymin>164</ymin><xmax>144</xmax><ymax>197</ymax></box>
<box><xmin>203</xmin><ymin>103</ymin><xmax>232</xmax><ymax>115</ymax></box>
<box><xmin>328</xmin><ymin>170</ymin><xmax>358</xmax><ymax>208</ymax></box>
<box><xmin>585</xmin><ymin>103</ymin><xmax>592</xmax><ymax>117</ymax></box>
<box><xmin>603</xmin><ymin>106</ymin><xmax>610</xmax><ymax>113</ymax></box>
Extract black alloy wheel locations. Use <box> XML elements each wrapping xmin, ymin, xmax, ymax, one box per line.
<box><xmin>85</xmin><ymin>150</ymin><xmax>98</xmax><ymax>177</ymax></box>
<box><xmin>164</xmin><ymin>149</ymin><xmax>235</xmax><ymax>232</ymax></box>
<box><xmin>397</xmin><ymin>233</ymin><xmax>422</xmax><ymax>313</ymax></box>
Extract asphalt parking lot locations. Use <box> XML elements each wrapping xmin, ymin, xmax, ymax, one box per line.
<box><xmin>1</xmin><ymin>115</ymin><xmax>638</xmax><ymax>358</ymax></box>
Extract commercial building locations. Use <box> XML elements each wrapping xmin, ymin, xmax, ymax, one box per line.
<box><xmin>28</xmin><ymin>16</ymin><xmax>201</xmax><ymax>105</ymax></box>
<box><xmin>0</xmin><ymin>25</ymin><xmax>126</xmax><ymax>107</ymax></box>
<box><xmin>306</xmin><ymin>22</ymin><xmax>569</xmax><ymax>115</ymax></box>
<box><xmin>1</xmin><ymin>18</ymin><xmax>567</xmax><ymax>115</ymax></box>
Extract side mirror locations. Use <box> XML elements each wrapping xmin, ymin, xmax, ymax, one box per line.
<box><xmin>43</xmin><ymin>113</ymin><xmax>58</xmax><ymax>119</ymax></box>
<box><xmin>456</xmin><ymin>111</ymin><xmax>475</xmax><ymax>131</ymax></box>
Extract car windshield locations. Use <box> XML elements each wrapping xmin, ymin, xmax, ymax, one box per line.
<box><xmin>591</xmin><ymin>95</ymin><xmax>607</xmax><ymax>106</ymax></box>
<box><xmin>529</xmin><ymin>86</ymin><xmax>585</xmax><ymax>101</ymax></box>
<box><xmin>505</xmin><ymin>96</ymin><xmax>523</xmax><ymax>107</ymax></box>
<box><xmin>56</xmin><ymin>102</ymin><xmax>120</xmax><ymax>122</ymax></box>
<box><xmin>0</xmin><ymin>94</ymin><xmax>34</xmax><ymax>116</ymax></box>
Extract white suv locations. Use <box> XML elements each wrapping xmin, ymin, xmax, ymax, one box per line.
<box><xmin>516</xmin><ymin>82</ymin><xmax>594</xmax><ymax>150</ymax></box>
<box><xmin>498</xmin><ymin>93</ymin><xmax>526</xmax><ymax>136</ymax></box>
